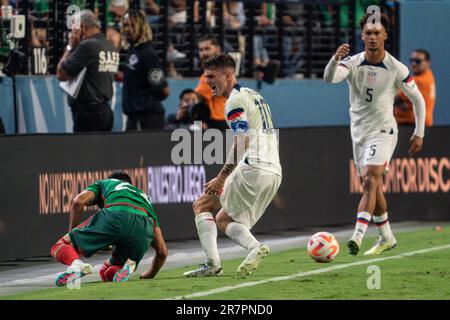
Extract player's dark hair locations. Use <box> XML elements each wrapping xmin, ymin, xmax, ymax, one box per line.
<box><xmin>413</xmin><ymin>49</ymin><xmax>431</xmax><ymax>61</ymax></box>
<box><xmin>108</xmin><ymin>171</ymin><xmax>132</xmax><ymax>184</ymax></box>
<box><xmin>359</xmin><ymin>12</ymin><xmax>390</xmax><ymax>32</ymax></box>
<box><xmin>198</xmin><ymin>34</ymin><xmax>220</xmax><ymax>47</ymax></box>
<box><xmin>179</xmin><ymin>88</ymin><xmax>196</xmax><ymax>100</ymax></box>
<box><xmin>201</xmin><ymin>53</ymin><xmax>236</xmax><ymax>71</ymax></box>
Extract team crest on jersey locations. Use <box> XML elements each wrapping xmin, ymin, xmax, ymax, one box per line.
<box><xmin>366</xmin><ymin>71</ymin><xmax>377</xmax><ymax>85</ymax></box>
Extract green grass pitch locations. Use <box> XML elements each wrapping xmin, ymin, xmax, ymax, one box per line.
<box><xmin>3</xmin><ymin>226</ymin><xmax>450</xmax><ymax>300</ymax></box>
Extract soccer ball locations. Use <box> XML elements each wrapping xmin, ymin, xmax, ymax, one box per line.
<box><xmin>307</xmin><ymin>232</ymin><xmax>339</xmax><ymax>263</ymax></box>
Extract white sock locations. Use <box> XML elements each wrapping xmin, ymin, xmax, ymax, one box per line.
<box><xmin>225</xmin><ymin>222</ymin><xmax>260</xmax><ymax>251</ymax></box>
<box><xmin>353</xmin><ymin>211</ymin><xmax>372</xmax><ymax>242</ymax></box>
<box><xmin>70</xmin><ymin>259</ymin><xmax>84</xmax><ymax>270</ymax></box>
<box><xmin>195</xmin><ymin>212</ymin><xmax>221</xmax><ymax>267</ymax></box>
<box><xmin>373</xmin><ymin>212</ymin><xmax>394</xmax><ymax>241</ymax></box>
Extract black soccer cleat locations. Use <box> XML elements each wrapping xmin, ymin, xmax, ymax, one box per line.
<box><xmin>346</xmin><ymin>239</ymin><xmax>360</xmax><ymax>256</ymax></box>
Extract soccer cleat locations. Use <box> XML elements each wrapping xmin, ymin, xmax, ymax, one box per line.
<box><xmin>54</xmin><ymin>261</ymin><xmax>93</xmax><ymax>287</ymax></box>
<box><xmin>364</xmin><ymin>237</ymin><xmax>397</xmax><ymax>256</ymax></box>
<box><xmin>237</xmin><ymin>244</ymin><xmax>270</xmax><ymax>277</ymax></box>
<box><xmin>113</xmin><ymin>259</ymin><xmax>136</xmax><ymax>282</ymax></box>
<box><xmin>346</xmin><ymin>237</ymin><xmax>361</xmax><ymax>256</ymax></box>
<box><xmin>183</xmin><ymin>263</ymin><xmax>223</xmax><ymax>277</ymax></box>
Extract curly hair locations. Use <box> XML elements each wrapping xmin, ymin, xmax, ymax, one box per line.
<box><xmin>359</xmin><ymin>12</ymin><xmax>390</xmax><ymax>31</ymax></box>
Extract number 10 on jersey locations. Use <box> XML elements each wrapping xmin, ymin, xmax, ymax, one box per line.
<box><xmin>255</xmin><ymin>98</ymin><xmax>274</xmax><ymax>132</ymax></box>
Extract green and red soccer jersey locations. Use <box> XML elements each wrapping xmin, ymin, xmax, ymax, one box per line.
<box><xmin>85</xmin><ymin>179</ymin><xmax>159</xmax><ymax>227</ymax></box>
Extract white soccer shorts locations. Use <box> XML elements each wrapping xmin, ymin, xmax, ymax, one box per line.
<box><xmin>353</xmin><ymin>130</ymin><xmax>398</xmax><ymax>176</ymax></box>
<box><xmin>220</xmin><ymin>162</ymin><xmax>281</xmax><ymax>229</ymax></box>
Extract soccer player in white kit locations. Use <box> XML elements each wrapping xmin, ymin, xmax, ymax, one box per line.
<box><xmin>183</xmin><ymin>54</ymin><xmax>282</xmax><ymax>277</ymax></box>
<box><xmin>324</xmin><ymin>13</ymin><xmax>425</xmax><ymax>256</ymax></box>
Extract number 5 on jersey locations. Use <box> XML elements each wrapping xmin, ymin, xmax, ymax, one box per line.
<box><xmin>366</xmin><ymin>88</ymin><xmax>374</xmax><ymax>102</ymax></box>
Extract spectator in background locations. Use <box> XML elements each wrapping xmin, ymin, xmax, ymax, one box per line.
<box><xmin>106</xmin><ymin>0</ymin><xmax>129</xmax><ymax>49</ymax></box>
<box><xmin>195</xmin><ymin>35</ymin><xmax>228</xmax><ymax>130</ymax></box>
<box><xmin>166</xmin><ymin>88</ymin><xmax>210</xmax><ymax>131</ymax></box>
<box><xmin>168</xmin><ymin>0</ymin><xmax>187</xmax><ymax>26</ymax></box>
<box><xmin>395</xmin><ymin>49</ymin><xmax>436</xmax><ymax>127</ymax></box>
<box><xmin>165</xmin><ymin>0</ymin><xmax>189</xmax><ymax>78</ymax></box>
<box><xmin>195</xmin><ymin>1</ymin><xmax>215</xmax><ymax>28</ymax></box>
<box><xmin>223</xmin><ymin>2</ymin><xmax>246</xmax><ymax>30</ymax></box>
<box><xmin>30</xmin><ymin>0</ymin><xmax>50</xmax><ymax>49</ymax></box>
<box><xmin>56</xmin><ymin>10</ymin><xmax>119</xmax><ymax>132</ymax></box>
<box><xmin>0</xmin><ymin>0</ymin><xmax>16</xmax><ymax>9</ymax></box>
<box><xmin>145</xmin><ymin>0</ymin><xmax>161</xmax><ymax>25</ymax></box>
<box><xmin>120</xmin><ymin>9</ymin><xmax>169</xmax><ymax>130</ymax></box>
<box><xmin>223</xmin><ymin>1</ymin><xmax>246</xmax><ymax>74</ymax></box>
<box><xmin>278</xmin><ymin>2</ymin><xmax>305</xmax><ymax>77</ymax></box>
<box><xmin>253</xmin><ymin>3</ymin><xmax>275</xmax><ymax>70</ymax></box>
<box><xmin>253</xmin><ymin>2</ymin><xmax>281</xmax><ymax>85</ymax></box>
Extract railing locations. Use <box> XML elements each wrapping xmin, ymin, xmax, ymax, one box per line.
<box><xmin>0</xmin><ymin>0</ymin><xmax>399</xmax><ymax>78</ymax></box>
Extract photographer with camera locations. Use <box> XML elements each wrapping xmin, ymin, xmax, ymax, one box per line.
<box><xmin>166</xmin><ymin>88</ymin><xmax>210</xmax><ymax>131</ymax></box>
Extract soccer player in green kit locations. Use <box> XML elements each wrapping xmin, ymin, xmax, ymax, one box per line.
<box><xmin>50</xmin><ymin>172</ymin><xmax>168</xmax><ymax>286</ymax></box>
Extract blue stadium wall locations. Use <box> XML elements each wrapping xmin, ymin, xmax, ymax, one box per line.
<box><xmin>0</xmin><ymin>0</ymin><xmax>448</xmax><ymax>133</ymax></box>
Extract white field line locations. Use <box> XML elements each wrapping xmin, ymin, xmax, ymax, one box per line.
<box><xmin>0</xmin><ymin>233</ymin><xmax>329</xmax><ymax>287</ymax></box>
<box><xmin>0</xmin><ymin>225</ymin><xmax>440</xmax><ymax>289</ymax></box>
<box><xmin>166</xmin><ymin>243</ymin><xmax>450</xmax><ymax>300</ymax></box>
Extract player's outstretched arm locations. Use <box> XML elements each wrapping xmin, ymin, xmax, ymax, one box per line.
<box><xmin>399</xmin><ymin>74</ymin><xmax>426</xmax><ymax>156</ymax></box>
<box><xmin>140</xmin><ymin>227</ymin><xmax>168</xmax><ymax>279</ymax></box>
<box><xmin>69</xmin><ymin>190</ymin><xmax>96</xmax><ymax>231</ymax></box>
<box><xmin>324</xmin><ymin>43</ymin><xmax>351</xmax><ymax>83</ymax></box>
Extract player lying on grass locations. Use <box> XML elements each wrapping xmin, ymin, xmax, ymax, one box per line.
<box><xmin>183</xmin><ymin>54</ymin><xmax>282</xmax><ymax>278</ymax></box>
<box><xmin>50</xmin><ymin>172</ymin><xmax>168</xmax><ymax>286</ymax></box>
<box><xmin>324</xmin><ymin>13</ymin><xmax>425</xmax><ymax>256</ymax></box>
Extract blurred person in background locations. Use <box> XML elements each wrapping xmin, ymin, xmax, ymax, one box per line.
<box><xmin>29</xmin><ymin>0</ymin><xmax>50</xmax><ymax>49</ymax></box>
<box><xmin>145</xmin><ymin>0</ymin><xmax>161</xmax><ymax>24</ymax></box>
<box><xmin>56</xmin><ymin>10</ymin><xmax>119</xmax><ymax>132</ymax></box>
<box><xmin>120</xmin><ymin>9</ymin><xmax>169</xmax><ymax>130</ymax></box>
<box><xmin>253</xmin><ymin>3</ymin><xmax>275</xmax><ymax>70</ymax></box>
<box><xmin>106</xmin><ymin>0</ymin><xmax>129</xmax><ymax>49</ymax></box>
<box><xmin>195</xmin><ymin>35</ymin><xmax>228</xmax><ymax>130</ymax></box>
<box><xmin>253</xmin><ymin>3</ymin><xmax>280</xmax><ymax>86</ymax></box>
<box><xmin>223</xmin><ymin>2</ymin><xmax>245</xmax><ymax>30</ymax></box>
<box><xmin>166</xmin><ymin>88</ymin><xmax>210</xmax><ymax>130</ymax></box>
<box><xmin>395</xmin><ymin>49</ymin><xmax>436</xmax><ymax>127</ymax></box>
<box><xmin>168</xmin><ymin>0</ymin><xmax>187</xmax><ymax>26</ymax></box>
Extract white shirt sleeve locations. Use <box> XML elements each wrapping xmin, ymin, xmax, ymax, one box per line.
<box><xmin>323</xmin><ymin>55</ymin><xmax>352</xmax><ymax>83</ymax></box>
<box><xmin>225</xmin><ymin>93</ymin><xmax>248</xmax><ymax>135</ymax></box>
<box><xmin>397</xmin><ymin>64</ymin><xmax>426</xmax><ymax>137</ymax></box>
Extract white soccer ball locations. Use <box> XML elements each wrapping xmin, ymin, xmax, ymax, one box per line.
<box><xmin>307</xmin><ymin>232</ymin><xmax>340</xmax><ymax>263</ymax></box>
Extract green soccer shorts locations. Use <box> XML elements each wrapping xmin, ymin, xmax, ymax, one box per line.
<box><xmin>69</xmin><ymin>208</ymin><xmax>155</xmax><ymax>266</ymax></box>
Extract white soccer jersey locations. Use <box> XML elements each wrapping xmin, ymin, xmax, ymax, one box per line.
<box><xmin>225</xmin><ymin>84</ymin><xmax>282</xmax><ymax>177</ymax></box>
<box><xmin>324</xmin><ymin>51</ymin><xmax>426</xmax><ymax>143</ymax></box>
